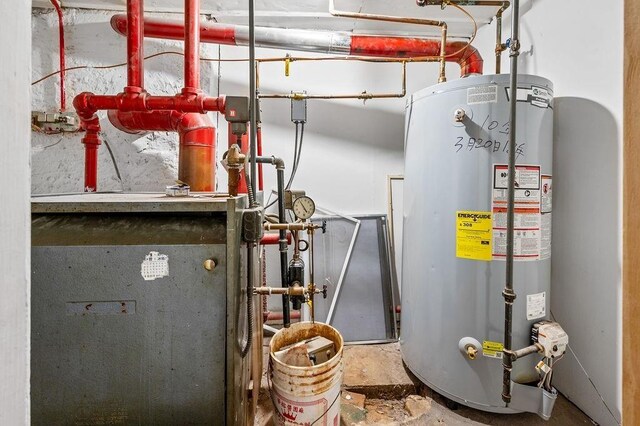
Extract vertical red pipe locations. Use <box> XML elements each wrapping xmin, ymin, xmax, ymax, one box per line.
<box><xmin>184</xmin><ymin>0</ymin><xmax>200</xmax><ymax>92</ymax></box>
<box><xmin>127</xmin><ymin>0</ymin><xmax>144</xmax><ymax>89</ymax></box>
<box><xmin>83</xmin><ymin>131</ymin><xmax>101</xmax><ymax>192</ymax></box>
<box><xmin>50</xmin><ymin>0</ymin><xmax>66</xmax><ymax>110</ymax></box>
<box><xmin>257</xmin><ymin>126</ymin><xmax>264</xmax><ymax>191</ymax></box>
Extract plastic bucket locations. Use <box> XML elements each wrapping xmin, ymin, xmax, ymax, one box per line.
<box><xmin>269</xmin><ymin>322</ymin><xmax>344</xmax><ymax>426</ymax></box>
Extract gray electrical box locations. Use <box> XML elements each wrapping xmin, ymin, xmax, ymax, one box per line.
<box><xmin>290</xmin><ymin>93</ymin><xmax>307</xmax><ymax>123</ymax></box>
<box><xmin>31</xmin><ymin>193</ymin><xmax>255</xmax><ymax>425</ymax></box>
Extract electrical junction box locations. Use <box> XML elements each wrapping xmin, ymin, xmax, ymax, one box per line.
<box><xmin>531</xmin><ymin>321</ymin><xmax>568</xmax><ymax>358</ymax></box>
<box><xmin>290</xmin><ymin>93</ymin><xmax>307</xmax><ymax>123</ymax></box>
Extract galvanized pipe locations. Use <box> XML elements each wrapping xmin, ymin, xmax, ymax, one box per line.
<box><xmin>249</xmin><ymin>0</ymin><xmax>258</xmax><ymax>203</ymax></box>
<box><xmin>502</xmin><ymin>0</ymin><xmax>520</xmax><ymax>405</ymax></box>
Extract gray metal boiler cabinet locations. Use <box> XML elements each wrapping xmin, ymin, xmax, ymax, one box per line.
<box><xmin>31</xmin><ymin>193</ymin><xmax>256</xmax><ymax>425</ymax></box>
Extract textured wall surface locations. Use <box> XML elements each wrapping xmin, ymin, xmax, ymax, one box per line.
<box><xmin>31</xmin><ymin>8</ymin><xmax>219</xmax><ymax>194</ymax></box>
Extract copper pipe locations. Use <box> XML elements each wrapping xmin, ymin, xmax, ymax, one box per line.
<box><xmin>329</xmin><ymin>0</ymin><xmax>448</xmax><ymax>81</ymax></box>
<box><xmin>417</xmin><ymin>0</ymin><xmax>509</xmax><ymax>6</ymax></box>
<box><xmin>438</xmin><ymin>24</ymin><xmax>448</xmax><ymax>82</ymax></box>
<box><xmin>265</xmin><ymin>311</ymin><xmax>301</xmax><ymax>321</ymax></box>
<box><xmin>258</xmin><ymin>61</ymin><xmax>406</xmax><ymax>100</ymax></box>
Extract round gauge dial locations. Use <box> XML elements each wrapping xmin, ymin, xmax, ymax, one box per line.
<box><xmin>292</xmin><ymin>196</ymin><xmax>316</xmax><ymax>220</ymax></box>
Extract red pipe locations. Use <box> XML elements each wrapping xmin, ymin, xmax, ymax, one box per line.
<box><xmin>127</xmin><ymin>0</ymin><xmax>144</xmax><ymax>89</ymax></box>
<box><xmin>109</xmin><ymin>110</ymin><xmax>215</xmax><ymax>190</ymax></box>
<box><xmin>183</xmin><ymin>0</ymin><xmax>200</xmax><ymax>92</ymax></box>
<box><xmin>350</xmin><ymin>35</ymin><xmax>483</xmax><ymax>76</ymax></box>
<box><xmin>260</xmin><ymin>232</ymin><xmax>291</xmax><ymax>246</ymax></box>
<box><xmin>50</xmin><ymin>0</ymin><xmax>66</xmax><ymax>110</ymax></box>
<box><xmin>257</xmin><ymin>125</ymin><xmax>264</xmax><ymax>191</ymax></box>
<box><xmin>110</xmin><ymin>15</ymin><xmax>483</xmax><ymax>77</ymax></box>
<box><xmin>73</xmin><ymin>0</ymin><xmax>231</xmax><ymax>192</ymax></box>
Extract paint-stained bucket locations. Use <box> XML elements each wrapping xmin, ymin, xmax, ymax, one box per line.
<box><xmin>269</xmin><ymin>322</ymin><xmax>344</xmax><ymax>426</ymax></box>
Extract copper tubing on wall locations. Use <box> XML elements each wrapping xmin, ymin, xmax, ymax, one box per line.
<box><xmin>414</xmin><ymin>0</ymin><xmax>510</xmax><ymax>73</ymax></box>
<box><xmin>328</xmin><ymin>0</ymin><xmax>448</xmax><ymax>81</ymax></box>
<box><xmin>257</xmin><ymin>61</ymin><xmax>406</xmax><ymax>100</ymax></box>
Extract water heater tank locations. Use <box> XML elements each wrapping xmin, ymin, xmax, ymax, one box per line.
<box><xmin>400</xmin><ymin>74</ymin><xmax>554</xmax><ymax>413</ymax></box>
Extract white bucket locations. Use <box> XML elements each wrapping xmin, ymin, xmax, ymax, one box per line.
<box><xmin>269</xmin><ymin>322</ymin><xmax>344</xmax><ymax>426</ymax></box>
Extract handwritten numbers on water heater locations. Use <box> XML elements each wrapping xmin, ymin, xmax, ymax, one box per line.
<box><xmin>453</xmin><ymin>114</ymin><xmax>524</xmax><ymax>159</ymax></box>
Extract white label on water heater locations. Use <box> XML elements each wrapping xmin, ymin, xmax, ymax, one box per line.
<box><xmin>467</xmin><ymin>85</ymin><xmax>498</xmax><ymax>104</ymax></box>
<box><xmin>141</xmin><ymin>251</ymin><xmax>169</xmax><ymax>281</ymax></box>
<box><xmin>527</xmin><ymin>291</ymin><xmax>546</xmax><ymax>320</ymax></box>
<box><xmin>492</xmin><ymin>164</ymin><xmax>544</xmax><ymax>261</ymax></box>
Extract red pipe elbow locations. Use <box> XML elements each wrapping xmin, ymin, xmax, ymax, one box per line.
<box><xmin>177</xmin><ymin>113</ymin><xmax>215</xmax><ymax>191</ymax></box>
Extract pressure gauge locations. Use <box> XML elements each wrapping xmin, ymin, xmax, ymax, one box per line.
<box><xmin>292</xmin><ymin>196</ymin><xmax>316</xmax><ymax>220</ymax></box>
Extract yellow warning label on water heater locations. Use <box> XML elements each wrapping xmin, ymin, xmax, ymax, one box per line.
<box><xmin>482</xmin><ymin>340</ymin><xmax>504</xmax><ymax>359</ymax></box>
<box><xmin>456</xmin><ymin>211</ymin><xmax>492</xmax><ymax>261</ymax></box>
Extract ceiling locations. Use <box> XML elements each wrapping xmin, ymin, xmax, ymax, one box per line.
<box><xmin>32</xmin><ymin>0</ymin><xmax>512</xmax><ymax>38</ymax></box>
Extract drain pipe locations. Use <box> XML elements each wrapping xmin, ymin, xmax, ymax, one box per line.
<box><xmin>255</xmin><ymin>155</ymin><xmax>290</xmax><ymax>328</ymax></box>
<box><xmin>501</xmin><ymin>0</ymin><xmax>520</xmax><ymax>405</ymax></box>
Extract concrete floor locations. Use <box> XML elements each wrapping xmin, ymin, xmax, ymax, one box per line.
<box><xmin>256</xmin><ymin>342</ymin><xmax>595</xmax><ymax>426</ymax></box>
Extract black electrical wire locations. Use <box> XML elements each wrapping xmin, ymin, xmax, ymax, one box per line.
<box><xmin>265</xmin><ymin>122</ymin><xmax>304</xmax><ymax>209</ymax></box>
<box><xmin>286</xmin><ymin>122</ymin><xmax>305</xmax><ymax>190</ymax></box>
<box><xmin>103</xmin><ymin>138</ymin><xmax>123</xmax><ymax>186</ymax></box>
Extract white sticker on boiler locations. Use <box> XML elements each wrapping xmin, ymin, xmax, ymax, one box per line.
<box><xmin>141</xmin><ymin>251</ymin><xmax>169</xmax><ymax>281</ymax></box>
<box><xmin>467</xmin><ymin>85</ymin><xmax>498</xmax><ymax>105</ymax></box>
<box><xmin>526</xmin><ymin>291</ymin><xmax>546</xmax><ymax>320</ymax></box>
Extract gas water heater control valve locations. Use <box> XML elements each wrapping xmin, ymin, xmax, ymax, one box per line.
<box><xmin>531</xmin><ymin>321</ymin><xmax>568</xmax><ymax>358</ymax></box>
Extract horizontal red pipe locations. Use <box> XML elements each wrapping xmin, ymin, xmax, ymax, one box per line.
<box><xmin>260</xmin><ymin>232</ymin><xmax>292</xmax><ymax>246</ymax></box>
<box><xmin>110</xmin><ymin>15</ymin><xmax>483</xmax><ymax>77</ymax></box>
<box><xmin>350</xmin><ymin>35</ymin><xmax>483</xmax><ymax>76</ymax></box>
<box><xmin>74</xmin><ymin>92</ymin><xmax>226</xmax><ymax>115</ymax></box>
<box><xmin>111</xmin><ymin>14</ymin><xmax>236</xmax><ymax>45</ymax></box>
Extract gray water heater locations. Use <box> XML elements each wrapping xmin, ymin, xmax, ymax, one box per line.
<box><xmin>400</xmin><ymin>74</ymin><xmax>554</xmax><ymax>414</ymax></box>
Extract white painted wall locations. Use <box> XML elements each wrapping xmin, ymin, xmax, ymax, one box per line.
<box><xmin>473</xmin><ymin>2</ymin><xmax>623</xmax><ymax>425</ymax></box>
<box><xmin>0</xmin><ymin>0</ymin><xmax>31</xmax><ymax>424</ymax></box>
